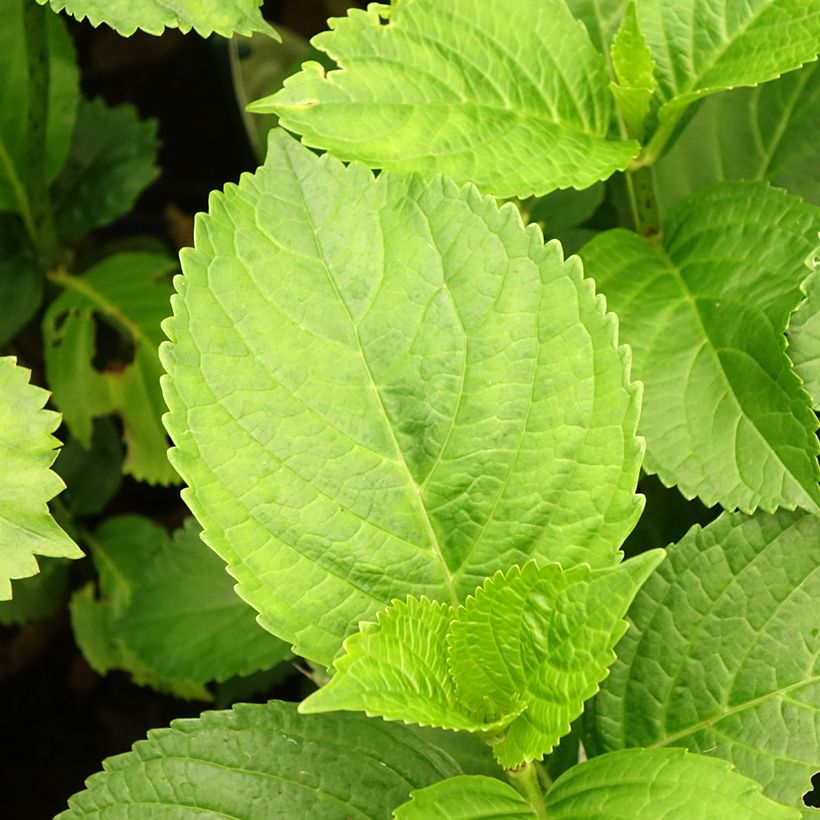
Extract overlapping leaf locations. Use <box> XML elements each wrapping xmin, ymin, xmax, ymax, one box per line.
<box><xmin>788</xmin><ymin>267</ymin><xmax>820</xmax><ymax>409</ymax></box>
<box><xmin>0</xmin><ymin>357</ymin><xmax>81</xmax><ymax>600</ymax></box>
<box><xmin>590</xmin><ymin>511</ymin><xmax>820</xmax><ymax>810</ymax></box>
<box><xmin>250</xmin><ymin>0</ymin><xmax>638</xmax><ymax>197</ymax></box>
<box><xmin>580</xmin><ymin>181</ymin><xmax>820</xmax><ymax>513</ymax></box>
<box><xmin>36</xmin><ymin>0</ymin><xmax>275</xmax><ymax>38</ymax></box>
<box><xmin>51</xmin><ymin>98</ymin><xmax>160</xmax><ymax>241</ymax></box>
<box><xmin>0</xmin><ymin>217</ymin><xmax>43</xmax><ymax>344</ymax></box>
<box><xmin>161</xmin><ymin>129</ymin><xmax>643</xmax><ymax>667</ymax></box>
<box><xmin>0</xmin><ymin>0</ymin><xmax>78</xmax><ymax>213</ymax></box>
<box><xmin>0</xmin><ymin>557</ymin><xmax>69</xmax><ymax>625</ymax></box>
<box><xmin>656</xmin><ymin>64</ymin><xmax>820</xmax><ymax>211</ymax></box>
<box><xmin>43</xmin><ymin>252</ymin><xmax>177</xmax><ymax>484</ymax></box>
<box><xmin>300</xmin><ymin>553</ymin><xmax>662</xmax><ymax>768</ymax></box>
<box><xmin>59</xmin><ymin>700</ymin><xmax>495</xmax><ymax>818</ymax></box>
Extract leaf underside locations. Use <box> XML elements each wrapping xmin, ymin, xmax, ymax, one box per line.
<box><xmin>591</xmin><ymin>510</ymin><xmax>820</xmax><ymax>811</ymax></box>
<box><xmin>161</xmin><ymin>129</ymin><xmax>643</xmax><ymax>667</ymax></box>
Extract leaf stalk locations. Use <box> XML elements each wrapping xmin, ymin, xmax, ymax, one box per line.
<box><xmin>507</xmin><ymin>761</ymin><xmax>548</xmax><ymax>819</ymax></box>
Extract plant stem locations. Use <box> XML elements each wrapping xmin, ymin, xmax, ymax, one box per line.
<box><xmin>507</xmin><ymin>762</ymin><xmax>548</xmax><ymax>819</ymax></box>
<box><xmin>22</xmin><ymin>0</ymin><xmax>57</xmax><ymax>267</ymax></box>
<box><xmin>624</xmin><ymin>164</ymin><xmax>660</xmax><ymax>238</ymax></box>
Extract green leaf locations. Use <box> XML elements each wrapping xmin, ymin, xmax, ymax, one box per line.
<box><xmin>655</xmin><ymin>64</ymin><xmax>820</xmax><ymax>211</ymax></box>
<box><xmin>249</xmin><ymin>1</ymin><xmax>638</xmax><ymax>197</ymax></box>
<box><xmin>0</xmin><ymin>218</ymin><xmax>43</xmax><ymax>344</ymax></box>
<box><xmin>161</xmin><ymin>129</ymin><xmax>643</xmax><ymax>667</ymax></box>
<box><xmin>565</xmin><ymin>0</ymin><xmax>626</xmax><ymax>57</ymax></box>
<box><xmin>0</xmin><ymin>1</ymin><xmax>78</xmax><ymax>213</ymax></box>
<box><xmin>51</xmin><ymin>98</ymin><xmax>160</xmax><ymax>242</ymax></box>
<box><xmin>35</xmin><ymin>0</ymin><xmax>276</xmax><ymax>38</ymax></box>
<box><xmin>545</xmin><ymin>748</ymin><xmax>799</xmax><ymax>819</ymax></box>
<box><xmin>0</xmin><ymin>357</ymin><xmax>81</xmax><ymax>600</ymax></box>
<box><xmin>60</xmin><ymin>700</ymin><xmax>494</xmax><ymax>818</ymax></box>
<box><xmin>788</xmin><ymin>266</ymin><xmax>820</xmax><ymax>409</ymax></box>
<box><xmin>43</xmin><ymin>252</ymin><xmax>178</xmax><ymax>485</ymax></box>
<box><xmin>634</xmin><ymin>0</ymin><xmax>820</xmax><ymax>149</ymax></box>
<box><xmin>579</xmin><ymin>181</ymin><xmax>820</xmax><ymax>513</ymax></box>
<box><xmin>300</xmin><ymin>596</ymin><xmax>520</xmax><ymax>734</ymax></box>
<box><xmin>590</xmin><ymin>510</ymin><xmax>820</xmax><ymax>811</ymax></box>
<box><xmin>0</xmin><ymin>557</ymin><xmax>69</xmax><ymax>625</ymax></box>
<box><xmin>448</xmin><ymin>552</ymin><xmax>663</xmax><ymax>767</ymax></box>
<box><xmin>394</xmin><ymin>775</ymin><xmax>536</xmax><ymax>819</ymax></box>
<box><xmin>528</xmin><ymin>184</ymin><xmax>604</xmax><ymax>237</ymax></box>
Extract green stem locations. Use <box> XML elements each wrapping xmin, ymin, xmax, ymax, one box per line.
<box><xmin>507</xmin><ymin>762</ymin><xmax>548</xmax><ymax>820</ymax></box>
<box><xmin>22</xmin><ymin>0</ymin><xmax>57</xmax><ymax>266</ymax></box>
<box><xmin>624</xmin><ymin>164</ymin><xmax>660</xmax><ymax>238</ymax></box>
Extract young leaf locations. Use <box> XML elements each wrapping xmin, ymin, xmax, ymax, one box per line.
<box><xmin>300</xmin><ymin>596</ymin><xmax>515</xmax><ymax>733</ymax></box>
<box><xmin>788</xmin><ymin>266</ymin><xmax>820</xmax><ymax>409</ymax></box>
<box><xmin>545</xmin><ymin>748</ymin><xmax>798</xmax><ymax>819</ymax></box>
<box><xmin>579</xmin><ymin>181</ymin><xmax>820</xmax><ymax>513</ymax></box>
<box><xmin>249</xmin><ymin>1</ymin><xmax>638</xmax><ymax>197</ymax></box>
<box><xmin>655</xmin><ymin>64</ymin><xmax>820</xmax><ymax>212</ymax></box>
<box><xmin>448</xmin><ymin>552</ymin><xmax>663</xmax><ymax>767</ymax></box>
<box><xmin>51</xmin><ymin>98</ymin><xmax>161</xmax><ymax>242</ymax></box>
<box><xmin>0</xmin><ymin>357</ymin><xmax>81</xmax><ymax>600</ymax></box>
<box><xmin>43</xmin><ymin>253</ymin><xmax>178</xmax><ymax>485</ymax></box>
<box><xmin>35</xmin><ymin>0</ymin><xmax>276</xmax><ymax>38</ymax></box>
<box><xmin>590</xmin><ymin>511</ymin><xmax>820</xmax><ymax>810</ymax></box>
<box><xmin>161</xmin><ymin>129</ymin><xmax>643</xmax><ymax>667</ymax></box>
<box><xmin>60</xmin><ymin>700</ymin><xmax>494</xmax><ymax>818</ymax></box>
<box><xmin>0</xmin><ymin>1</ymin><xmax>78</xmax><ymax>213</ymax></box>
<box><xmin>393</xmin><ymin>775</ymin><xmax>536</xmax><ymax>819</ymax></box>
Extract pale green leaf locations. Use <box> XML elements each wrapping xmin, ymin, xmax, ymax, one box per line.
<box><xmin>634</xmin><ymin>0</ymin><xmax>820</xmax><ymax>141</ymax></box>
<box><xmin>788</xmin><ymin>267</ymin><xmax>820</xmax><ymax>409</ymax></box>
<box><xmin>60</xmin><ymin>700</ymin><xmax>494</xmax><ymax>818</ymax></box>
<box><xmin>43</xmin><ymin>252</ymin><xmax>178</xmax><ymax>485</ymax></box>
<box><xmin>545</xmin><ymin>748</ymin><xmax>798</xmax><ymax>819</ymax></box>
<box><xmin>0</xmin><ymin>356</ymin><xmax>81</xmax><ymax>600</ymax></box>
<box><xmin>35</xmin><ymin>0</ymin><xmax>276</xmax><ymax>38</ymax></box>
<box><xmin>161</xmin><ymin>129</ymin><xmax>643</xmax><ymax>667</ymax></box>
<box><xmin>51</xmin><ymin>98</ymin><xmax>160</xmax><ymax>241</ymax></box>
<box><xmin>300</xmin><ymin>596</ymin><xmax>520</xmax><ymax>733</ymax></box>
<box><xmin>394</xmin><ymin>776</ymin><xmax>536</xmax><ymax>819</ymax></box>
<box><xmin>0</xmin><ymin>1</ymin><xmax>78</xmax><ymax>213</ymax></box>
<box><xmin>250</xmin><ymin>1</ymin><xmax>638</xmax><ymax>197</ymax></box>
<box><xmin>579</xmin><ymin>181</ymin><xmax>820</xmax><ymax>513</ymax></box>
<box><xmin>448</xmin><ymin>552</ymin><xmax>663</xmax><ymax>767</ymax></box>
<box><xmin>656</xmin><ymin>64</ymin><xmax>820</xmax><ymax>211</ymax></box>
<box><xmin>590</xmin><ymin>511</ymin><xmax>820</xmax><ymax>811</ymax></box>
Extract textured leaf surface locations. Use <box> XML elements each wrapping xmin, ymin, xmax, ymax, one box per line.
<box><xmin>393</xmin><ymin>776</ymin><xmax>536</xmax><ymax>819</ymax></box>
<box><xmin>0</xmin><ymin>357</ymin><xmax>81</xmax><ymax>600</ymax></box>
<box><xmin>579</xmin><ymin>181</ymin><xmax>820</xmax><ymax>513</ymax></box>
<box><xmin>51</xmin><ymin>98</ymin><xmax>160</xmax><ymax>241</ymax></box>
<box><xmin>161</xmin><ymin>129</ymin><xmax>643</xmax><ymax>667</ymax></box>
<box><xmin>43</xmin><ymin>253</ymin><xmax>177</xmax><ymax>484</ymax></box>
<box><xmin>634</xmin><ymin>0</ymin><xmax>820</xmax><ymax>132</ymax></box>
<box><xmin>656</xmin><ymin>64</ymin><xmax>820</xmax><ymax>211</ymax></box>
<box><xmin>545</xmin><ymin>748</ymin><xmax>798</xmax><ymax>819</ymax></box>
<box><xmin>0</xmin><ymin>2</ymin><xmax>78</xmax><ymax>212</ymax></box>
<box><xmin>36</xmin><ymin>0</ymin><xmax>274</xmax><ymax>37</ymax></box>
<box><xmin>448</xmin><ymin>552</ymin><xmax>663</xmax><ymax>767</ymax></box>
<box><xmin>591</xmin><ymin>511</ymin><xmax>820</xmax><ymax>810</ymax></box>
<box><xmin>788</xmin><ymin>268</ymin><xmax>820</xmax><ymax>410</ymax></box>
<box><xmin>250</xmin><ymin>1</ymin><xmax>637</xmax><ymax>197</ymax></box>
<box><xmin>60</xmin><ymin>700</ymin><xmax>494</xmax><ymax>818</ymax></box>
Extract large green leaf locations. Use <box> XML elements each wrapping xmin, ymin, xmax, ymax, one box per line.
<box><xmin>36</xmin><ymin>0</ymin><xmax>275</xmax><ymax>38</ymax></box>
<box><xmin>43</xmin><ymin>252</ymin><xmax>177</xmax><ymax>484</ymax></box>
<box><xmin>579</xmin><ymin>181</ymin><xmax>820</xmax><ymax>513</ymax></box>
<box><xmin>590</xmin><ymin>511</ymin><xmax>820</xmax><ymax>811</ymax></box>
<box><xmin>0</xmin><ymin>1</ymin><xmax>78</xmax><ymax>213</ymax></box>
<box><xmin>51</xmin><ymin>98</ymin><xmax>160</xmax><ymax>241</ymax></box>
<box><xmin>249</xmin><ymin>1</ymin><xmax>638</xmax><ymax>197</ymax></box>
<box><xmin>300</xmin><ymin>554</ymin><xmax>661</xmax><ymax>768</ymax></box>
<box><xmin>545</xmin><ymin>749</ymin><xmax>799</xmax><ymax>819</ymax></box>
<box><xmin>60</xmin><ymin>700</ymin><xmax>495</xmax><ymax>818</ymax></box>
<box><xmin>393</xmin><ymin>775</ymin><xmax>536</xmax><ymax>819</ymax></box>
<box><xmin>656</xmin><ymin>64</ymin><xmax>820</xmax><ymax>211</ymax></box>
<box><xmin>0</xmin><ymin>357</ymin><xmax>81</xmax><ymax>600</ymax></box>
<box><xmin>161</xmin><ymin>129</ymin><xmax>643</xmax><ymax>667</ymax></box>
<box><xmin>788</xmin><ymin>267</ymin><xmax>820</xmax><ymax>410</ymax></box>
